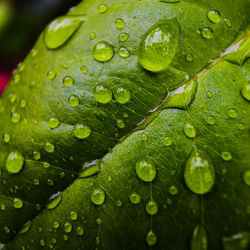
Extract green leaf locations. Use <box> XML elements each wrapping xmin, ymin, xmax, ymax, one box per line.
<box><xmin>0</xmin><ymin>0</ymin><xmax>249</xmax><ymax>249</ymax></box>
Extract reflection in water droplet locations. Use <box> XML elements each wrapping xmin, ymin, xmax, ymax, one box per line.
<box><xmin>136</xmin><ymin>158</ymin><xmax>156</xmax><ymax>182</ymax></box>
<box><xmin>93</xmin><ymin>84</ymin><xmax>112</xmax><ymax>104</ymax></box>
<box><xmin>44</xmin><ymin>16</ymin><xmax>84</xmax><ymax>49</ymax></box>
<box><xmin>184</xmin><ymin>147</ymin><xmax>215</xmax><ymax>195</ymax></box>
<box><xmin>92</xmin><ymin>41</ymin><xmax>114</xmax><ymax>62</ymax></box>
<box><xmin>191</xmin><ymin>225</ymin><xmax>208</xmax><ymax>250</ymax></box>
<box><xmin>138</xmin><ymin>19</ymin><xmax>179</xmax><ymax>72</ymax></box>
<box><xmin>6</xmin><ymin>151</ymin><xmax>24</xmax><ymax>174</ymax></box>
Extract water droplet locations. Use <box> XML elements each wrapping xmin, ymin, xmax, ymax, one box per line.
<box><xmin>93</xmin><ymin>84</ymin><xmax>112</xmax><ymax>104</ymax></box>
<box><xmin>19</xmin><ymin>221</ymin><xmax>32</xmax><ymax>235</ymax></box>
<box><xmin>243</xmin><ymin>170</ymin><xmax>250</xmax><ymax>186</ymax></box>
<box><xmin>47</xmin><ymin>193</ymin><xmax>62</xmax><ymax>210</ymax></box>
<box><xmin>47</xmin><ymin>71</ymin><xmax>56</xmax><ymax>80</ymax></box>
<box><xmin>146</xmin><ymin>230</ymin><xmax>157</xmax><ymax>246</ymax></box>
<box><xmin>70</xmin><ymin>211</ymin><xmax>78</xmax><ymax>220</ymax></box>
<box><xmin>224</xmin><ymin>18</ymin><xmax>232</xmax><ymax>27</ymax></box>
<box><xmin>33</xmin><ymin>151</ymin><xmax>41</xmax><ymax>160</ymax></box>
<box><xmin>97</xmin><ymin>3</ymin><xmax>109</xmax><ymax>14</ymax></box>
<box><xmin>43</xmin><ymin>162</ymin><xmax>50</xmax><ymax>169</ymax></box>
<box><xmin>80</xmin><ymin>160</ymin><xmax>100</xmax><ymax>178</ymax></box>
<box><xmin>48</xmin><ymin>117</ymin><xmax>60</xmax><ymax>129</ymax></box>
<box><xmin>76</xmin><ymin>226</ymin><xmax>84</xmax><ymax>236</ymax></box>
<box><xmin>138</xmin><ymin>19</ymin><xmax>179</xmax><ymax>72</ymax></box>
<box><xmin>13</xmin><ymin>197</ymin><xmax>23</xmax><ymax>209</ymax></box>
<box><xmin>113</xmin><ymin>87</ymin><xmax>131</xmax><ymax>104</ymax></box>
<box><xmin>118</xmin><ymin>32</ymin><xmax>129</xmax><ymax>42</ymax></box>
<box><xmin>186</xmin><ymin>53</ymin><xmax>193</xmax><ymax>62</ymax></box>
<box><xmin>206</xmin><ymin>116</ymin><xmax>215</xmax><ymax>125</ymax></box>
<box><xmin>241</xmin><ymin>83</ymin><xmax>250</xmax><ymax>101</ymax></box>
<box><xmin>1</xmin><ymin>204</ymin><xmax>6</xmax><ymax>210</ymax></box>
<box><xmin>96</xmin><ymin>218</ymin><xmax>102</xmax><ymax>225</ymax></box>
<box><xmin>63</xmin><ymin>76</ymin><xmax>74</xmax><ymax>87</ymax></box>
<box><xmin>129</xmin><ymin>193</ymin><xmax>141</xmax><ymax>204</ymax></box>
<box><xmin>184</xmin><ymin>147</ymin><xmax>215</xmax><ymax>195</ymax></box>
<box><xmin>20</xmin><ymin>99</ymin><xmax>27</xmax><ymax>108</ymax></box>
<box><xmin>33</xmin><ymin>179</ymin><xmax>39</xmax><ymax>185</ymax></box>
<box><xmin>4</xmin><ymin>226</ymin><xmax>10</xmax><ymax>234</ymax></box>
<box><xmin>207</xmin><ymin>10</ymin><xmax>220</xmax><ymax>23</ymax></box>
<box><xmin>116</xmin><ymin>119</ymin><xmax>125</xmax><ymax>128</ymax></box>
<box><xmin>73</xmin><ymin>123</ymin><xmax>91</xmax><ymax>139</ymax></box>
<box><xmin>13</xmin><ymin>74</ymin><xmax>21</xmax><ymax>84</ymax></box>
<box><xmin>44</xmin><ymin>143</ymin><xmax>55</xmax><ymax>153</ymax></box>
<box><xmin>136</xmin><ymin>158</ymin><xmax>156</xmax><ymax>182</ymax></box>
<box><xmin>221</xmin><ymin>151</ymin><xmax>232</xmax><ymax>161</ymax></box>
<box><xmin>168</xmin><ymin>185</ymin><xmax>178</xmax><ymax>195</ymax></box>
<box><xmin>91</xmin><ymin>187</ymin><xmax>105</xmax><ymax>205</ymax></box>
<box><xmin>89</xmin><ymin>32</ymin><xmax>96</xmax><ymax>40</ymax></box>
<box><xmin>44</xmin><ymin>16</ymin><xmax>84</xmax><ymax>49</ymax></box>
<box><xmin>9</xmin><ymin>93</ymin><xmax>16</xmax><ymax>104</ymax></box>
<box><xmin>146</xmin><ymin>199</ymin><xmax>158</xmax><ymax>215</ymax></box>
<box><xmin>201</xmin><ymin>28</ymin><xmax>213</xmax><ymax>39</ymax></box>
<box><xmin>118</xmin><ymin>47</ymin><xmax>130</xmax><ymax>58</ymax></box>
<box><xmin>227</xmin><ymin>109</ymin><xmax>238</xmax><ymax>119</ymax></box>
<box><xmin>5</xmin><ymin>151</ymin><xmax>24</xmax><ymax>174</ymax></box>
<box><xmin>68</xmin><ymin>95</ymin><xmax>80</xmax><ymax>108</ymax></box>
<box><xmin>11</xmin><ymin>112</ymin><xmax>21</xmax><ymax>124</ymax></box>
<box><xmin>191</xmin><ymin>225</ymin><xmax>208</xmax><ymax>250</ymax></box>
<box><xmin>53</xmin><ymin>221</ymin><xmax>60</xmax><ymax>229</ymax></box>
<box><xmin>80</xmin><ymin>65</ymin><xmax>88</xmax><ymax>74</ymax></box>
<box><xmin>184</xmin><ymin>122</ymin><xmax>196</xmax><ymax>139</ymax></box>
<box><xmin>3</xmin><ymin>133</ymin><xmax>11</xmax><ymax>143</ymax></box>
<box><xmin>115</xmin><ymin>18</ymin><xmax>125</xmax><ymax>29</ymax></box>
<box><xmin>92</xmin><ymin>41</ymin><xmax>114</xmax><ymax>62</ymax></box>
<box><xmin>163</xmin><ymin>137</ymin><xmax>172</xmax><ymax>146</ymax></box>
<box><xmin>206</xmin><ymin>91</ymin><xmax>213</xmax><ymax>98</ymax></box>
<box><xmin>141</xmin><ymin>132</ymin><xmax>148</xmax><ymax>142</ymax></box>
<box><xmin>64</xmin><ymin>222</ymin><xmax>72</xmax><ymax>233</ymax></box>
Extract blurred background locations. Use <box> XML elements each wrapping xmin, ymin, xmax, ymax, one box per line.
<box><xmin>0</xmin><ymin>0</ymin><xmax>81</xmax><ymax>95</ymax></box>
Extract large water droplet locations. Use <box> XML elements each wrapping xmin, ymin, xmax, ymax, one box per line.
<box><xmin>138</xmin><ymin>19</ymin><xmax>179</xmax><ymax>72</ymax></box>
<box><xmin>146</xmin><ymin>230</ymin><xmax>157</xmax><ymax>246</ymax></box>
<box><xmin>93</xmin><ymin>84</ymin><xmax>112</xmax><ymax>104</ymax></box>
<box><xmin>207</xmin><ymin>10</ymin><xmax>221</xmax><ymax>23</ymax></box>
<box><xmin>91</xmin><ymin>187</ymin><xmax>105</xmax><ymax>205</ymax></box>
<box><xmin>73</xmin><ymin>123</ymin><xmax>91</xmax><ymax>139</ymax></box>
<box><xmin>146</xmin><ymin>199</ymin><xmax>158</xmax><ymax>215</ymax></box>
<box><xmin>92</xmin><ymin>41</ymin><xmax>114</xmax><ymax>62</ymax></box>
<box><xmin>136</xmin><ymin>158</ymin><xmax>156</xmax><ymax>182</ymax></box>
<box><xmin>6</xmin><ymin>151</ymin><xmax>24</xmax><ymax>174</ymax></box>
<box><xmin>184</xmin><ymin>147</ymin><xmax>215</xmax><ymax>195</ymax></box>
<box><xmin>184</xmin><ymin>122</ymin><xmax>196</xmax><ymax>139</ymax></box>
<box><xmin>241</xmin><ymin>83</ymin><xmax>250</xmax><ymax>101</ymax></box>
<box><xmin>44</xmin><ymin>16</ymin><xmax>84</xmax><ymax>49</ymax></box>
<box><xmin>191</xmin><ymin>225</ymin><xmax>208</xmax><ymax>250</ymax></box>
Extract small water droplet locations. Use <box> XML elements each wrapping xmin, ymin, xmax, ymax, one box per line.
<box><xmin>97</xmin><ymin>3</ymin><xmax>109</xmax><ymax>14</ymax></box>
<box><xmin>53</xmin><ymin>221</ymin><xmax>60</xmax><ymax>229</ymax></box>
<box><xmin>4</xmin><ymin>226</ymin><xmax>10</xmax><ymax>234</ymax></box>
<box><xmin>70</xmin><ymin>211</ymin><xmax>78</xmax><ymax>220</ymax></box>
<box><xmin>91</xmin><ymin>187</ymin><xmax>105</xmax><ymax>205</ymax></box>
<box><xmin>47</xmin><ymin>71</ymin><xmax>56</xmax><ymax>80</ymax></box>
<box><xmin>184</xmin><ymin>122</ymin><xmax>196</xmax><ymax>139</ymax></box>
<box><xmin>146</xmin><ymin>230</ymin><xmax>157</xmax><ymax>246</ymax></box>
<box><xmin>224</xmin><ymin>18</ymin><xmax>232</xmax><ymax>27</ymax></box>
<box><xmin>20</xmin><ymin>99</ymin><xmax>27</xmax><ymax>108</ymax></box>
<box><xmin>44</xmin><ymin>16</ymin><xmax>84</xmax><ymax>49</ymax></box>
<box><xmin>136</xmin><ymin>158</ymin><xmax>156</xmax><ymax>182</ymax></box>
<box><xmin>163</xmin><ymin>137</ymin><xmax>172</xmax><ymax>146</ymax></box>
<box><xmin>146</xmin><ymin>199</ymin><xmax>158</xmax><ymax>215</ymax></box>
<box><xmin>184</xmin><ymin>147</ymin><xmax>215</xmax><ymax>195</ymax></box>
<box><xmin>33</xmin><ymin>151</ymin><xmax>41</xmax><ymax>160</ymax></box>
<box><xmin>64</xmin><ymin>222</ymin><xmax>72</xmax><ymax>233</ymax></box>
<box><xmin>168</xmin><ymin>185</ymin><xmax>178</xmax><ymax>195</ymax></box>
<box><xmin>47</xmin><ymin>193</ymin><xmax>62</xmax><ymax>210</ymax></box>
<box><xmin>76</xmin><ymin>226</ymin><xmax>84</xmax><ymax>236</ymax></box>
<box><xmin>33</xmin><ymin>179</ymin><xmax>39</xmax><ymax>185</ymax></box>
<box><xmin>221</xmin><ymin>151</ymin><xmax>232</xmax><ymax>161</ymax></box>
<box><xmin>48</xmin><ymin>117</ymin><xmax>60</xmax><ymax>129</ymax></box>
<box><xmin>241</xmin><ymin>83</ymin><xmax>250</xmax><ymax>101</ymax></box>
<box><xmin>73</xmin><ymin>123</ymin><xmax>91</xmax><ymax>139</ymax></box>
<box><xmin>115</xmin><ymin>18</ymin><xmax>125</xmax><ymax>29</ymax></box>
<box><xmin>11</xmin><ymin>112</ymin><xmax>21</xmax><ymax>124</ymax></box>
<box><xmin>80</xmin><ymin>65</ymin><xmax>88</xmax><ymax>74</ymax></box>
<box><xmin>45</xmin><ymin>142</ymin><xmax>55</xmax><ymax>153</ymax></box>
<box><xmin>113</xmin><ymin>87</ymin><xmax>131</xmax><ymax>104</ymax></box>
<box><xmin>13</xmin><ymin>74</ymin><xmax>21</xmax><ymax>84</ymax></box>
<box><xmin>118</xmin><ymin>32</ymin><xmax>129</xmax><ymax>42</ymax></box>
<box><xmin>227</xmin><ymin>109</ymin><xmax>238</xmax><ymax>119</ymax></box>
<box><xmin>243</xmin><ymin>170</ymin><xmax>250</xmax><ymax>186</ymax></box>
<box><xmin>63</xmin><ymin>76</ymin><xmax>74</xmax><ymax>87</ymax></box>
<box><xmin>43</xmin><ymin>162</ymin><xmax>50</xmax><ymax>169</ymax></box>
<box><xmin>138</xmin><ymin>19</ymin><xmax>179</xmax><ymax>72</ymax></box>
<box><xmin>93</xmin><ymin>84</ymin><xmax>112</xmax><ymax>104</ymax></box>
<box><xmin>89</xmin><ymin>32</ymin><xmax>96</xmax><ymax>40</ymax></box>
<box><xmin>141</xmin><ymin>132</ymin><xmax>148</xmax><ymax>142</ymax></box>
<box><xmin>191</xmin><ymin>225</ymin><xmax>208</xmax><ymax>250</ymax></box>
<box><xmin>5</xmin><ymin>151</ymin><xmax>24</xmax><ymax>174</ymax></box>
<box><xmin>201</xmin><ymin>28</ymin><xmax>213</xmax><ymax>39</ymax></box>
<box><xmin>92</xmin><ymin>41</ymin><xmax>114</xmax><ymax>62</ymax></box>
<box><xmin>186</xmin><ymin>53</ymin><xmax>193</xmax><ymax>62</ymax></box>
<box><xmin>206</xmin><ymin>91</ymin><xmax>213</xmax><ymax>98</ymax></box>
<box><xmin>3</xmin><ymin>133</ymin><xmax>11</xmax><ymax>143</ymax></box>
<box><xmin>13</xmin><ymin>197</ymin><xmax>23</xmax><ymax>209</ymax></box>
<box><xmin>206</xmin><ymin>116</ymin><xmax>215</xmax><ymax>125</ymax></box>
<box><xmin>129</xmin><ymin>193</ymin><xmax>141</xmax><ymax>204</ymax></box>
<box><xmin>207</xmin><ymin>10</ymin><xmax>220</xmax><ymax>23</ymax></box>
<box><xmin>68</xmin><ymin>95</ymin><xmax>80</xmax><ymax>108</ymax></box>
<box><xmin>116</xmin><ymin>119</ymin><xmax>125</xmax><ymax>128</ymax></box>
<box><xmin>96</xmin><ymin>218</ymin><xmax>102</xmax><ymax>225</ymax></box>
<box><xmin>118</xmin><ymin>47</ymin><xmax>130</xmax><ymax>58</ymax></box>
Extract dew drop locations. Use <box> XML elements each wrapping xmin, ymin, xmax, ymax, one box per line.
<box><xmin>73</xmin><ymin>123</ymin><xmax>91</xmax><ymax>139</ymax></box>
<box><xmin>89</xmin><ymin>32</ymin><xmax>96</xmax><ymax>40</ymax></box>
<box><xmin>136</xmin><ymin>158</ymin><xmax>156</xmax><ymax>182</ymax></box>
<box><xmin>146</xmin><ymin>230</ymin><xmax>157</xmax><ymax>246</ymax></box>
<box><xmin>243</xmin><ymin>170</ymin><xmax>250</xmax><ymax>186</ymax></box>
<box><xmin>118</xmin><ymin>32</ymin><xmax>129</xmax><ymax>42</ymax></box>
<box><xmin>184</xmin><ymin>122</ymin><xmax>196</xmax><ymax>139</ymax></box>
<box><xmin>70</xmin><ymin>211</ymin><xmax>78</xmax><ymax>220</ymax></box>
<box><xmin>207</xmin><ymin>10</ymin><xmax>221</xmax><ymax>23</ymax></box>
<box><xmin>11</xmin><ymin>112</ymin><xmax>21</xmax><ymax>124</ymax></box>
<box><xmin>116</xmin><ymin>119</ymin><xmax>125</xmax><ymax>129</ymax></box>
<box><xmin>241</xmin><ymin>83</ymin><xmax>250</xmax><ymax>101</ymax></box>
<box><xmin>76</xmin><ymin>226</ymin><xmax>84</xmax><ymax>236</ymax></box>
<box><xmin>201</xmin><ymin>28</ymin><xmax>213</xmax><ymax>39</ymax></box>
<box><xmin>97</xmin><ymin>3</ymin><xmax>109</xmax><ymax>14</ymax></box>
<box><xmin>53</xmin><ymin>221</ymin><xmax>60</xmax><ymax>229</ymax></box>
<box><xmin>64</xmin><ymin>222</ymin><xmax>72</xmax><ymax>233</ymax></box>
<box><xmin>47</xmin><ymin>193</ymin><xmax>62</xmax><ymax>210</ymax></box>
<box><xmin>91</xmin><ymin>187</ymin><xmax>105</xmax><ymax>205</ymax></box>
<box><xmin>93</xmin><ymin>84</ymin><xmax>112</xmax><ymax>104</ymax></box>
<box><xmin>63</xmin><ymin>76</ymin><xmax>74</xmax><ymax>87</ymax></box>
<box><xmin>92</xmin><ymin>41</ymin><xmax>114</xmax><ymax>62</ymax></box>
<box><xmin>191</xmin><ymin>225</ymin><xmax>208</xmax><ymax>250</ymax></box>
<box><xmin>6</xmin><ymin>151</ymin><xmax>24</xmax><ymax>174</ymax></box>
<box><xmin>44</xmin><ymin>143</ymin><xmax>55</xmax><ymax>153</ymax></box>
<box><xmin>96</xmin><ymin>218</ymin><xmax>102</xmax><ymax>225</ymax></box>
<box><xmin>206</xmin><ymin>116</ymin><xmax>215</xmax><ymax>125</ymax></box>
<box><xmin>224</xmin><ymin>18</ymin><xmax>232</xmax><ymax>27</ymax></box>
<box><xmin>115</xmin><ymin>18</ymin><xmax>125</xmax><ymax>29</ymax></box>
<box><xmin>227</xmin><ymin>109</ymin><xmax>238</xmax><ymax>119</ymax></box>
<box><xmin>20</xmin><ymin>99</ymin><xmax>27</xmax><ymax>108</ymax></box>
<box><xmin>3</xmin><ymin>133</ymin><xmax>11</xmax><ymax>143</ymax></box>
<box><xmin>138</xmin><ymin>19</ymin><xmax>179</xmax><ymax>72</ymax></box>
<box><xmin>80</xmin><ymin>160</ymin><xmax>100</xmax><ymax>178</ymax></box>
<box><xmin>19</xmin><ymin>221</ymin><xmax>32</xmax><ymax>235</ymax></box>
<box><xmin>221</xmin><ymin>151</ymin><xmax>232</xmax><ymax>161</ymax></box>
<box><xmin>163</xmin><ymin>137</ymin><xmax>172</xmax><ymax>146</ymax></box>
<box><xmin>48</xmin><ymin>117</ymin><xmax>60</xmax><ymax>129</ymax></box>
<box><xmin>80</xmin><ymin>65</ymin><xmax>88</xmax><ymax>74</ymax></box>
<box><xmin>206</xmin><ymin>91</ymin><xmax>213</xmax><ymax>98</ymax></box>
<box><xmin>44</xmin><ymin>16</ymin><xmax>84</xmax><ymax>49</ymax></box>
<box><xmin>141</xmin><ymin>132</ymin><xmax>148</xmax><ymax>142</ymax></box>
<box><xmin>114</xmin><ymin>87</ymin><xmax>131</xmax><ymax>104</ymax></box>
<box><xmin>168</xmin><ymin>185</ymin><xmax>178</xmax><ymax>195</ymax></box>
<box><xmin>118</xmin><ymin>47</ymin><xmax>130</xmax><ymax>58</ymax></box>
<box><xmin>146</xmin><ymin>199</ymin><xmax>158</xmax><ymax>215</ymax></box>
<box><xmin>129</xmin><ymin>193</ymin><xmax>141</xmax><ymax>204</ymax></box>
<box><xmin>47</xmin><ymin>71</ymin><xmax>56</xmax><ymax>80</ymax></box>
<box><xmin>184</xmin><ymin>147</ymin><xmax>215</xmax><ymax>195</ymax></box>
<box><xmin>33</xmin><ymin>151</ymin><xmax>41</xmax><ymax>160</ymax></box>
<box><xmin>68</xmin><ymin>95</ymin><xmax>80</xmax><ymax>108</ymax></box>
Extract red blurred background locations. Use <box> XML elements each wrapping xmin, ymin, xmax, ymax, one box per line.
<box><xmin>0</xmin><ymin>0</ymin><xmax>80</xmax><ymax>95</ymax></box>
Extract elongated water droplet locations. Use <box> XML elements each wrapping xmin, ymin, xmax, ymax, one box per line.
<box><xmin>91</xmin><ymin>187</ymin><xmax>105</xmax><ymax>205</ymax></box>
<box><xmin>19</xmin><ymin>221</ymin><xmax>32</xmax><ymax>235</ymax></box>
<box><xmin>184</xmin><ymin>147</ymin><xmax>215</xmax><ymax>195</ymax></box>
<box><xmin>146</xmin><ymin>199</ymin><xmax>158</xmax><ymax>215</ymax></box>
<box><xmin>184</xmin><ymin>122</ymin><xmax>196</xmax><ymax>139</ymax></box>
<box><xmin>138</xmin><ymin>19</ymin><xmax>179</xmax><ymax>72</ymax></box>
<box><xmin>191</xmin><ymin>225</ymin><xmax>208</xmax><ymax>250</ymax></box>
<box><xmin>129</xmin><ymin>193</ymin><xmax>141</xmax><ymax>204</ymax></box>
<box><xmin>47</xmin><ymin>193</ymin><xmax>62</xmax><ymax>210</ymax></box>
<box><xmin>73</xmin><ymin>124</ymin><xmax>91</xmax><ymax>139</ymax></box>
<box><xmin>241</xmin><ymin>83</ymin><xmax>250</xmax><ymax>101</ymax></box>
<box><xmin>207</xmin><ymin>10</ymin><xmax>220</xmax><ymax>23</ymax></box>
<box><xmin>44</xmin><ymin>16</ymin><xmax>84</xmax><ymax>49</ymax></box>
<box><xmin>98</xmin><ymin>3</ymin><xmax>109</xmax><ymax>14</ymax></box>
<box><xmin>93</xmin><ymin>84</ymin><xmax>112</xmax><ymax>104</ymax></box>
<box><xmin>92</xmin><ymin>41</ymin><xmax>114</xmax><ymax>62</ymax></box>
<box><xmin>136</xmin><ymin>158</ymin><xmax>156</xmax><ymax>182</ymax></box>
<box><xmin>6</xmin><ymin>151</ymin><xmax>24</xmax><ymax>174</ymax></box>
<box><xmin>146</xmin><ymin>230</ymin><xmax>157</xmax><ymax>246</ymax></box>
<box><xmin>80</xmin><ymin>160</ymin><xmax>100</xmax><ymax>178</ymax></box>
